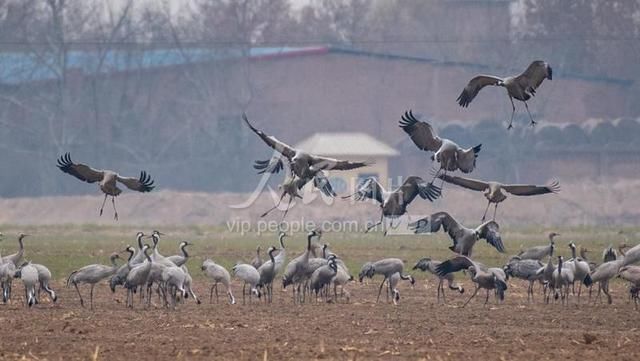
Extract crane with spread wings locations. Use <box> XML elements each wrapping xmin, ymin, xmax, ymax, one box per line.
<box><xmin>409</xmin><ymin>211</ymin><xmax>505</xmax><ymax>256</ymax></box>
<box><xmin>57</xmin><ymin>153</ymin><xmax>155</xmax><ymax>220</ymax></box>
<box><xmin>457</xmin><ymin>60</ymin><xmax>553</xmax><ymax>129</ymax></box>
<box><xmin>399</xmin><ymin>110</ymin><xmax>482</xmax><ymax>185</ymax></box>
<box><xmin>438</xmin><ymin>174</ymin><xmax>560</xmax><ymax>221</ymax></box>
<box><xmin>342</xmin><ymin>176</ymin><xmax>441</xmax><ymax>235</ymax></box>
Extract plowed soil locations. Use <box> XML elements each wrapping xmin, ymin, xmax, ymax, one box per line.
<box><xmin>0</xmin><ymin>279</ymin><xmax>638</xmax><ymax>361</ymax></box>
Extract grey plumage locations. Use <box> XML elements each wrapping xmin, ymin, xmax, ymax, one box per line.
<box><xmin>410</xmin><ymin>212</ymin><xmax>505</xmax><ymax>256</ymax></box>
<box><xmin>358</xmin><ymin>258</ymin><xmax>414</xmax><ymax>303</ymax></box>
<box><xmin>202</xmin><ymin>259</ymin><xmax>235</xmax><ymax>304</ymax></box>
<box><xmin>2</xmin><ymin>233</ymin><xmax>28</xmax><ymax>266</ymax></box>
<box><xmin>257</xmin><ymin>246</ymin><xmax>278</xmax><ymax>303</ymax></box>
<box><xmin>56</xmin><ymin>153</ymin><xmax>154</xmax><ymax>220</ymax></box>
<box><xmin>309</xmin><ymin>257</ymin><xmax>338</xmax><ymax>302</ymax></box>
<box><xmin>504</xmin><ymin>257</ymin><xmax>543</xmax><ymax>302</ymax></box>
<box><xmin>457</xmin><ymin>60</ymin><xmax>553</xmax><ymax>128</ymax></box>
<box><xmin>232</xmin><ymin>263</ymin><xmax>261</xmax><ymax>304</ymax></box>
<box><xmin>124</xmin><ymin>244</ymin><xmax>153</xmax><ymax>308</ymax></box>
<box><xmin>436</xmin><ymin>256</ymin><xmax>507</xmax><ymax>307</ymax></box>
<box><xmin>517</xmin><ymin>232</ymin><xmax>559</xmax><ymax>260</ymax></box>
<box><xmin>166</xmin><ymin>241</ymin><xmax>191</xmax><ymax>267</ymax></box>
<box><xmin>68</xmin><ymin>252</ymin><xmax>122</xmax><ymax>309</ymax></box>
<box><xmin>31</xmin><ymin>263</ymin><xmax>57</xmax><ymax>303</ymax></box>
<box><xmin>413</xmin><ymin>257</ymin><xmax>464</xmax><ymax>303</ymax></box>
<box><xmin>15</xmin><ymin>263</ymin><xmax>39</xmax><ymax>307</ymax></box>
<box><xmin>251</xmin><ymin>246</ymin><xmax>263</xmax><ymax>270</ymax></box>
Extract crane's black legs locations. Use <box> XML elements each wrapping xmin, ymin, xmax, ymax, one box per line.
<box><xmin>99</xmin><ymin>194</ymin><xmax>108</xmax><ymax>216</ymax></box>
<box><xmin>507</xmin><ymin>96</ymin><xmax>516</xmax><ymax>130</ymax></box>
<box><xmin>375</xmin><ymin>278</ymin><xmax>386</xmax><ymax>303</ymax></box>
<box><xmin>111</xmin><ymin>196</ymin><xmax>118</xmax><ymax>221</ymax></box>
<box><xmin>280</xmin><ymin>196</ymin><xmax>294</xmax><ymax>224</ymax></box>
<box><xmin>524</xmin><ymin>101</ymin><xmax>536</xmax><ymax>127</ymax></box>
<box><xmin>463</xmin><ymin>286</ymin><xmax>479</xmax><ymax>307</ymax></box>
<box><xmin>73</xmin><ymin>282</ymin><xmax>84</xmax><ymax>307</ymax></box>
<box><xmin>261</xmin><ymin>192</ymin><xmax>286</xmax><ymax>218</ymax></box>
<box><xmin>481</xmin><ymin>201</ymin><xmax>491</xmax><ymax>222</ymax></box>
<box><xmin>492</xmin><ymin>203</ymin><xmax>499</xmax><ymax>221</ymax></box>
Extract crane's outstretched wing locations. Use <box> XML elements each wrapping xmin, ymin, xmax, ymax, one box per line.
<box><xmin>515</xmin><ymin>60</ymin><xmax>552</xmax><ymax>94</ymax></box>
<box><xmin>435</xmin><ymin>256</ymin><xmax>475</xmax><ymax>276</ymax></box>
<box><xmin>57</xmin><ymin>153</ymin><xmax>104</xmax><ymax>183</ymax></box>
<box><xmin>410</xmin><ymin>211</ymin><xmax>460</xmax><ymax>235</ymax></box>
<box><xmin>242</xmin><ymin>114</ymin><xmax>296</xmax><ymax>160</ymax></box>
<box><xmin>309</xmin><ymin>155</ymin><xmax>372</xmax><ymax>171</ymax></box>
<box><xmin>477</xmin><ymin>221</ymin><xmax>505</xmax><ymax>253</ymax></box>
<box><xmin>116</xmin><ymin>171</ymin><xmax>155</xmax><ymax>192</ymax></box>
<box><xmin>456</xmin><ymin>144</ymin><xmax>482</xmax><ymax>173</ymax></box>
<box><xmin>438</xmin><ymin>174</ymin><xmax>489</xmax><ymax>192</ymax></box>
<box><xmin>342</xmin><ymin>177</ymin><xmax>384</xmax><ymax>204</ymax></box>
<box><xmin>502</xmin><ymin>180</ymin><xmax>560</xmax><ymax>196</ymax></box>
<box><xmin>398</xmin><ymin>110</ymin><xmax>442</xmax><ymax>152</ymax></box>
<box><xmin>456</xmin><ymin>75</ymin><xmax>503</xmax><ymax>107</ymax></box>
<box><xmin>399</xmin><ymin>176</ymin><xmax>441</xmax><ymax>204</ymax></box>
<box><xmin>253</xmin><ymin>157</ymin><xmax>285</xmax><ymax>174</ymax></box>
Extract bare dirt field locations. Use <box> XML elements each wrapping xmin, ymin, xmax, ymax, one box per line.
<box><xmin>1</xmin><ymin>279</ymin><xmax>639</xmax><ymax>361</ymax></box>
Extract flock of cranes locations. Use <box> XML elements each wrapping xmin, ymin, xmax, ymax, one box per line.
<box><xmin>0</xmin><ymin>229</ymin><xmax>639</xmax><ymax>310</ymax></box>
<box><xmin>2</xmin><ymin>60</ymin><xmax>637</xmax><ymax>311</ymax></box>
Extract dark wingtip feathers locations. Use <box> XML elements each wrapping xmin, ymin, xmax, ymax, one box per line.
<box><xmin>56</xmin><ymin>152</ymin><xmax>73</xmax><ymax>171</ymax></box>
<box><xmin>138</xmin><ymin>171</ymin><xmax>155</xmax><ymax>192</ymax></box>
<box><xmin>398</xmin><ymin>110</ymin><xmax>419</xmax><ymax>130</ymax></box>
<box><xmin>547</xmin><ymin>65</ymin><xmax>553</xmax><ymax>80</ymax></box>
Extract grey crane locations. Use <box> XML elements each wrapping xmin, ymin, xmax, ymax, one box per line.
<box><xmin>31</xmin><ymin>263</ymin><xmax>57</xmax><ymax>303</ymax></box>
<box><xmin>251</xmin><ymin>246</ymin><xmax>263</xmax><ymax>270</ymax></box>
<box><xmin>399</xmin><ymin>110</ymin><xmax>482</xmax><ymax>182</ymax></box>
<box><xmin>243</xmin><ymin>113</ymin><xmax>371</xmax><ymax>190</ymax></box>
<box><xmin>161</xmin><ymin>265</ymin><xmax>188</xmax><ymax>309</ymax></box>
<box><xmin>149</xmin><ymin>231</ymin><xmax>178</xmax><ymax>267</ymax></box>
<box><xmin>457</xmin><ymin>60</ymin><xmax>553</xmax><ymax>128</ymax></box>
<box><xmin>564</xmin><ymin>242</ymin><xmax>593</xmax><ymax>302</ymax></box>
<box><xmin>517</xmin><ymin>232</ymin><xmax>559</xmax><ymax>260</ymax></box>
<box><xmin>255</xmin><ymin>162</ymin><xmax>335</xmax><ymax>221</ymax></box>
<box><xmin>358</xmin><ymin>258</ymin><xmax>414</xmax><ymax>303</ymax></box>
<box><xmin>410</xmin><ymin>212</ymin><xmax>504</xmax><ymax>256</ymax></box>
<box><xmin>343</xmin><ymin>176</ymin><xmax>440</xmax><ymax>235</ymax></box>
<box><xmin>579</xmin><ymin>247</ymin><xmax>597</xmax><ymax>272</ymax></box>
<box><xmin>591</xmin><ymin>254</ymin><xmax>625</xmax><ymax>305</ymax></box>
<box><xmin>309</xmin><ymin>257</ymin><xmax>338</xmax><ymax>302</ymax></box>
<box><xmin>0</xmin><ymin>252</ymin><xmax>16</xmax><ymax>303</ymax></box>
<box><xmin>503</xmin><ymin>257</ymin><xmax>544</xmax><ymax>302</ymax></box>
<box><xmin>323</xmin><ymin>245</ymin><xmax>354</xmax><ymax>302</ymax></box>
<box><xmin>413</xmin><ymin>258</ymin><xmax>464</xmax><ymax>303</ymax></box>
<box><xmin>2</xmin><ymin>233</ymin><xmax>28</xmax><ymax>266</ymax></box>
<box><xmin>436</xmin><ymin>256</ymin><xmax>508</xmax><ymax>307</ymax></box>
<box><xmin>551</xmin><ymin>256</ymin><xmax>574</xmax><ymax>306</ymax></box>
<box><xmin>232</xmin><ymin>263</ymin><xmax>261</xmax><ymax>304</ymax></box>
<box><xmin>68</xmin><ymin>252</ymin><xmax>122</xmax><ymax>309</ymax></box>
<box><xmin>621</xmin><ymin>242</ymin><xmax>640</xmax><ymax>267</ymax></box>
<box><xmin>602</xmin><ymin>245</ymin><xmax>618</xmax><ymax>263</ymax></box>
<box><xmin>201</xmin><ymin>259</ymin><xmax>235</xmax><ymax>304</ymax></box>
<box><xmin>282</xmin><ymin>230</ymin><xmax>320</xmax><ymax>302</ymax></box>
<box><xmin>181</xmin><ymin>266</ymin><xmax>200</xmax><ymax>305</ymax></box>
<box><xmin>618</xmin><ymin>266</ymin><xmax>640</xmax><ymax>309</ymax></box>
<box><xmin>257</xmin><ymin>246</ymin><xmax>278</xmax><ymax>303</ymax></box>
<box><xmin>124</xmin><ymin>244</ymin><xmax>153</xmax><ymax>308</ymax></box>
<box><xmin>166</xmin><ymin>241</ymin><xmax>191</xmax><ymax>267</ymax></box>
<box><xmin>273</xmin><ymin>232</ymin><xmax>287</xmax><ymax>274</ymax></box>
<box><xmin>109</xmin><ymin>238</ymin><xmax>140</xmax><ymax>292</ymax></box>
<box><xmin>57</xmin><ymin>153</ymin><xmax>154</xmax><ymax>220</ymax></box>
<box><xmin>386</xmin><ymin>271</ymin><xmax>415</xmax><ymax>305</ymax></box>
<box><xmin>14</xmin><ymin>263</ymin><xmax>39</xmax><ymax>307</ymax></box>
<box><xmin>536</xmin><ymin>243</ymin><xmax>556</xmax><ymax>304</ymax></box>
<box><xmin>438</xmin><ymin>174</ymin><xmax>560</xmax><ymax>221</ymax></box>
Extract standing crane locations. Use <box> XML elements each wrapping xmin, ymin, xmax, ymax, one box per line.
<box><xmin>457</xmin><ymin>60</ymin><xmax>553</xmax><ymax>128</ymax></box>
<box><xmin>67</xmin><ymin>252</ymin><xmax>123</xmax><ymax>309</ymax></box>
<box><xmin>57</xmin><ymin>153</ymin><xmax>155</xmax><ymax>220</ymax></box>
<box><xmin>436</xmin><ymin>256</ymin><xmax>508</xmax><ymax>307</ymax></box>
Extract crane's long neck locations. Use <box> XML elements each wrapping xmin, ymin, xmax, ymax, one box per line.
<box><xmin>137</xmin><ymin>235</ymin><xmax>144</xmax><ymax>250</ymax></box>
<box><xmin>144</xmin><ymin>248</ymin><xmax>152</xmax><ymax>263</ymax></box>
<box><xmin>269</xmin><ymin>249</ymin><xmax>275</xmax><ymax>264</ymax></box>
<box><xmin>279</xmin><ymin>234</ymin><xmax>285</xmax><ymax>249</ymax></box>
<box><xmin>570</xmin><ymin>246</ymin><xmax>577</xmax><ymax>260</ymax></box>
<box><xmin>110</xmin><ymin>256</ymin><xmax>119</xmax><ymax>268</ymax></box>
<box><xmin>557</xmin><ymin>257</ymin><xmax>563</xmax><ymax>272</ymax></box>
<box><xmin>181</xmin><ymin>244</ymin><xmax>189</xmax><ymax>258</ymax></box>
